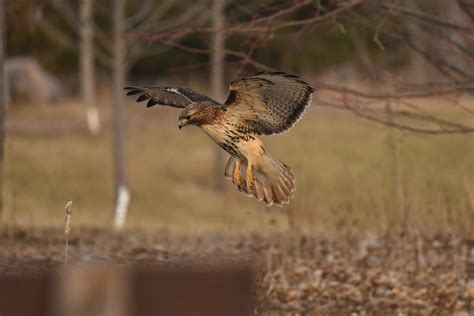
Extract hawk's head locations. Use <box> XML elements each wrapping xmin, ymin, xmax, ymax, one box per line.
<box><xmin>178</xmin><ymin>102</ymin><xmax>220</xmax><ymax>129</ymax></box>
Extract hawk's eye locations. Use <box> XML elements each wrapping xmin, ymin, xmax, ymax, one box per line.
<box><xmin>185</xmin><ymin>115</ymin><xmax>192</xmax><ymax>120</ymax></box>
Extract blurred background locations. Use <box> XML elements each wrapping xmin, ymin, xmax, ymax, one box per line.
<box><xmin>1</xmin><ymin>0</ymin><xmax>473</xmax><ymax>236</ymax></box>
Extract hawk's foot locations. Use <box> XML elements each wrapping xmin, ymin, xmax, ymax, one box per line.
<box><xmin>233</xmin><ymin>159</ymin><xmax>246</xmax><ymax>191</ymax></box>
<box><xmin>233</xmin><ymin>174</ymin><xmax>246</xmax><ymax>191</ymax></box>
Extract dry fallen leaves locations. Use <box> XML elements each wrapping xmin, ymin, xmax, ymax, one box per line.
<box><xmin>0</xmin><ymin>228</ymin><xmax>472</xmax><ymax>315</ymax></box>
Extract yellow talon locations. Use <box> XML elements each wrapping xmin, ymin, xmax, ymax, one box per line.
<box><xmin>247</xmin><ymin>164</ymin><xmax>255</xmax><ymax>191</ymax></box>
<box><xmin>233</xmin><ymin>159</ymin><xmax>246</xmax><ymax>191</ymax></box>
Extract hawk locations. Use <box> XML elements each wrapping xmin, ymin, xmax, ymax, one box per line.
<box><xmin>125</xmin><ymin>71</ymin><xmax>315</xmax><ymax>206</ymax></box>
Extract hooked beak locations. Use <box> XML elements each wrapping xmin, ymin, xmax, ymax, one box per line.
<box><xmin>178</xmin><ymin>118</ymin><xmax>189</xmax><ymax>130</ymax></box>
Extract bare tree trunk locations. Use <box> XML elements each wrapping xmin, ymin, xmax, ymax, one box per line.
<box><xmin>210</xmin><ymin>0</ymin><xmax>226</xmax><ymax>190</ymax></box>
<box><xmin>0</xmin><ymin>0</ymin><xmax>5</xmax><ymax>224</ymax></box>
<box><xmin>112</xmin><ymin>0</ymin><xmax>129</xmax><ymax>230</ymax></box>
<box><xmin>80</xmin><ymin>0</ymin><xmax>101</xmax><ymax>135</ymax></box>
<box><xmin>386</xmin><ymin>102</ymin><xmax>407</xmax><ymax>233</ymax></box>
<box><xmin>352</xmin><ymin>27</ymin><xmax>409</xmax><ymax>232</ymax></box>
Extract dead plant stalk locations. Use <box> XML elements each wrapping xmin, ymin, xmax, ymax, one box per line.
<box><xmin>64</xmin><ymin>199</ymin><xmax>73</xmax><ymax>267</ymax></box>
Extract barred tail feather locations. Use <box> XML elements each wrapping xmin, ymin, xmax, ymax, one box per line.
<box><xmin>224</xmin><ymin>153</ymin><xmax>295</xmax><ymax>207</ymax></box>
<box><xmin>255</xmin><ymin>152</ymin><xmax>295</xmax><ymax>206</ymax></box>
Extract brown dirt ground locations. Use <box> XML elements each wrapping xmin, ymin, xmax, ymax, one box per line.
<box><xmin>0</xmin><ymin>227</ymin><xmax>473</xmax><ymax>315</ymax></box>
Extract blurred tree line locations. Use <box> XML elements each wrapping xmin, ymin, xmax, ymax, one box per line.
<box><xmin>5</xmin><ymin>0</ymin><xmax>408</xmax><ymax>83</ymax></box>
<box><xmin>5</xmin><ymin>0</ymin><xmax>473</xmax><ymax>89</ymax></box>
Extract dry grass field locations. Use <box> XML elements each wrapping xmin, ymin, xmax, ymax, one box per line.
<box><xmin>3</xmin><ymin>93</ymin><xmax>474</xmax><ymax>235</ymax></box>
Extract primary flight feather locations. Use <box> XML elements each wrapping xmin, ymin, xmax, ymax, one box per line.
<box><xmin>125</xmin><ymin>71</ymin><xmax>315</xmax><ymax>206</ymax></box>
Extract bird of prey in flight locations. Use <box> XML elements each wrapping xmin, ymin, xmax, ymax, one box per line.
<box><xmin>125</xmin><ymin>71</ymin><xmax>315</xmax><ymax>206</ymax></box>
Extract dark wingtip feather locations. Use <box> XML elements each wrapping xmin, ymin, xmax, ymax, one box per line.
<box><xmin>126</xmin><ymin>89</ymin><xmax>142</xmax><ymax>96</ymax></box>
<box><xmin>124</xmin><ymin>87</ymin><xmax>137</xmax><ymax>90</ymax></box>
<box><xmin>136</xmin><ymin>94</ymin><xmax>149</xmax><ymax>102</ymax></box>
<box><xmin>146</xmin><ymin>99</ymin><xmax>158</xmax><ymax>107</ymax></box>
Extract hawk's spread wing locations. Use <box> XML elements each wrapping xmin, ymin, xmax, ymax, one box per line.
<box><xmin>124</xmin><ymin>85</ymin><xmax>217</xmax><ymax>108</ymax></box>
<box><xmin>224</xmin><ymin>71</ymin><xmax>315</xmax><ymax>135</ymax></box>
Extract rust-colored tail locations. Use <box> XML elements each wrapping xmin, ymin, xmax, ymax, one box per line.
<box><xmin>224</xmin><ymin>152</ymin><xmax>295</xmax><ymax>207</ymax></box>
